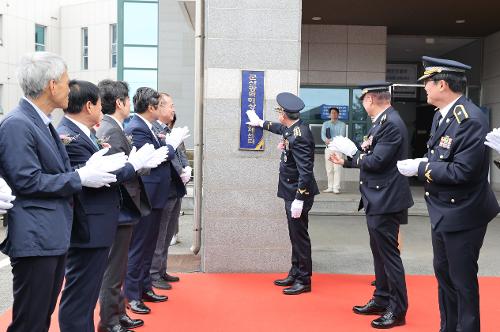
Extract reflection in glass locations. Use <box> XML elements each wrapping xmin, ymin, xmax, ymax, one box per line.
<box><xmin>35</xmin><ymin>24</ymin><xmax>45</xmax><ymax>51</ymax></box>
<box><xmin>124</xmin><ymin>3</ymin><xmax>158</xmax><ymax>45</ymax></box>
<box><xmin>351</xmin><ymin>123</ymin><xmax>370</xmax><ymax>145</ymax></box>
<box><xmin>299</xmin><ymin>87</ymin><xmax>350</xmax><ymax>123</ymax></box>
<box><xmin>124</xmin><ymin>47</ymin><xmax>157</xmax><ymax>69</ymax></box>
<box><xmin>351</xmin><ymin>89</ymin><xmax>367</xmax><ymax>121</ymax></box>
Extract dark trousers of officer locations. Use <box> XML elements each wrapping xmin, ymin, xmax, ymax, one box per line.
<box><xmin>432</xmin><ymin>225</ymin><xmax>487</xmax><ymax>332</ymax></box>
<box><xmin>150</xmin><ymin>197</ymin><xmax>182</xmax><ymax>281</ymax></box>
<box><xmin>284</xmin><ymin>199</ymin><xmax>314</xmax><ymax>285</ymax></box>
<box><xmin>367</xmin><ymin>212</ymin><xmax>408</xmax><ymax>316</ymax></box>
<box><xmin>7</xmin><ymin>255</ymin><xmax>66</xmax><ymax>332</ymax></box>
<box><xmin>59</xmin><ymin>247</ymin><xmax>110</xmax><ymax>332</ymax></box>
<box><xmin>124</xmin><ymin>208</ymin><xmax>162</xmax><ymax>301</ymax></box>
<box><xmin>99</xmin><ymin>224</ymin><xmax>134</xmax><ymax>328</ymax></box>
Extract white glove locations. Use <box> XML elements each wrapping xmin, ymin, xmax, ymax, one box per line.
<box><xmin>86</xmin><ymin>148</ymin><xmax>128</xmax><ymax>173</ymax></box>
<box><xmin>76</xmin><ymin>166</ymin><xmax>117</xmax><ymax>188</ymax></box>
<box><xmin>164</xmin><ymin>126</ymin><xmax>190</xmax><ymax>150</ymax></box>
<box><xmin>127</xmin><ymin>144</ymin><xmax>159</xmax><ymax>171</ymax></box>
<box><xmin>0</xmin><ymin>178</ymin><xmax>15</xmax><ymax>214</ymax></box>
<box><xmin>291</xmin><ymin>199</ymin><xmax>304</xmax><ymax>219</ymax></box>
<box><xmin>180</xmin><ymin>166</ymin><xmax>192</xmax><ymax>184</ymax></box>
<box><xmin>485</xmin><ymin>128</ymin><xmax>500</xmax><ymax>153</ymax></box>
<box><xmin>328</xmin><ymin>136</ymin><xmax>358</xmax><ymax>157</ymax></box>
<box><xmin>396</xmin><ymin>158</ymin><xmax>428</xmax><ymax>177</ymax></box>
<box><xmin>246</xmin><ymin>110</ymin><xmax>264</xmax><ymax>127</ymax></box>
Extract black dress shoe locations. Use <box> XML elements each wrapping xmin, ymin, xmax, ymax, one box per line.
<box><xmin>353</xmin><ymin>299</ymin><xmax>386</xmax><ymax>315</ymax></box>
<box><xmin>127</xmin><ymin>300</ymin><xmax>151</xmax><ymax>314</ymax></box>
<box><xmin>119</xmin><ymin>314</ymin><xmax>144</xmax><ymax>329</ymax></box>
<box><xmin>283</xmin><ymin>281</ymin><xmax>311</xmax><ymax>295</ymax></box>
<box><xmin>371</xmin><ymin>311</ymin><xmax>406</xmax><ymax>329</ymax></box>
<box><xmin>142</xmin><ymin>289</ymin><xmax>168</xmax><ymax>302</ymax></box>
<box><xmin>97</xmin><ymin>324</ymin><xmax>133</xmax><ymax>332</ymax></box>
<box><xmin>152</xmin><ymin>279</ymin><xmax>172</xmax><ymax>290</ymax></box>
<box><xmin>274</xmin><ymin>276</ymin><xmax>295</xmax><ymax>287</ymax></box>
<box><xmin>162</xmin><ymin>273</ymin><xmax>180</xmax><ymax>282</ymax></box>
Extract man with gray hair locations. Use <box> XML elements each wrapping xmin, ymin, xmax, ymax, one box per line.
<box><xmin>0</xmin><ymin>52</ymin><xmax>127</xmax><ymax>332</ymax></box>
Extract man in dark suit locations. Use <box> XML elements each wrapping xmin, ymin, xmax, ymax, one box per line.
<box><xmin>96</xmin><ymin>80</ymin><xmax>153</xmax><ymax>332</ymax></box>
<box><xmin>0</xmin><ymin>52</ymin><xmax>124</xmax><ymax>332</ymax></box>
<box><xmin>246</xmin><ymin>92</ymin><xmax>319</xmax><ymax>295</ymax></box>
<box><xmin>124</xmin><ymin>87</ymin><xmax>188</xmax><ymax>314</ymax></box>
<box><xmin>397</xmin><ymin>57</ymin><xmax>500</xmax><ymax>332</ymax></box>
<box><xmin>330</xmin><ymin>82</ymin><xmax>413</xmax><ymax>329</ymax></box>
<box><xmin>57</xmin><ymin>80</ymin><xmax>167</xmax><ymax>332</ymax></box>
<box><xmin>149</xmin><ymin>93</ymin><xmax>189</xmax><ymax>290</ymax></box>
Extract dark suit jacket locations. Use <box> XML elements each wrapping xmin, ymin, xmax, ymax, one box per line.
<box><xmin>263</xmin><ymin>119</ymin><xmax>320</xmax><ymax>201</ymax></box>
<box><xmin>151</xmin><ymin>121</ymin><xmax>187</xmax><ymax>199</ymax></box>
<box><xmin>124</xmin><ymin>115</ymin><xmax>175</xmax><ymax>209</ymax></box>
<box><xmin>57</xmin><ymin>117</ymin><xmax>136</xmax><ymax>248</ymax></box>
<box><xmin>97</xmin><ymin>115</ymin><xmax>152</xmax><ymax>225</ymax></box>
<box><xmin>0</xmin><ymin>99</ymin><xmax>82</xmax><ymax>257</ymax></box>
<box><xmin>417</xmin><ymin>95</ymin><xmax>500</xmax><ymax>231</ymax></box>
<box><xmin>344</xmin><ymin>106</ymin><xmax>414</xmax><ymax>219</ymax></box>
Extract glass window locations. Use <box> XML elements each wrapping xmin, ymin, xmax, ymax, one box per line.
<box><xmin>123</xmin><ymin>3</ymin><xmax>158</xmax><ymax>45</ymax></box>
<box><xmin>110</xmin><ymin>24</ymin><xmax>117</xmax><ymax>68</ymax></box>
<box><xmin>82</xmin><ymin>27</ymin><xmax>88</xmax><ymax>70</ymax></box>
<box><xmin>123</xmin><ymin>69</ymin><xmax>157</xmax><ymax>111</ymax></box>
<box><xmin>0</xmin><ymin>84</ymin><xmax>3</xmax><ymax>114</ymax></box>
<box><xmin>300</xmin><ymin>86</ymin><xmax>372</xmax><ymax>147</ymax></box>
<box><xmin>35</xmin><ymin>24</ymin><xmax>46</xmax><ymax>51</ymax></box>
<box><xmin>123</xmin><ymin>46</ymin><xmax>157</xmax><ymax>69</ymax></box>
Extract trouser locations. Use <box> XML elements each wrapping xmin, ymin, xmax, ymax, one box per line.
<box><xmin>284</xmin><ymin>198</ymin><xmax>314</xmax><ymax>285</ymax></box>
<box><xmin>99</xmin><ymin>224</ymin><xmax>135</xmax><ymax>327</ymax></box>
<box><xmin>324</xmin><ymin>148</ymin><xmax>342</xmax><ymax>191</ymax></box>
<box><xmin>150</xmin><ymin>197</ymin><xmax>182</xmax><ymax>280</ymax></box>
<box><xmin>367</xmin><ymin>212</ymin><xmax>408</xmax><ymax>316</ymax></box>
<box><xmin>432</xmin><ymin>225</ymin><xmax>487</xmax><ymax>332</ymax></box>
<box><xmin>8</xmin><ymin>255</ymin><xmax>66</xmax><ymax>332</ymax></box>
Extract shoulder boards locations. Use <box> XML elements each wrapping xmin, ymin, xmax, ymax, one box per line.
<box><xmin>293</xmin><ymin>126</ymin><xmax>301</xmax><ymax>137</ymax></box>
<box><xmin>453</xmin><ymin>105</ymin><xmax>469</xmax><ymax>124</ymax></box>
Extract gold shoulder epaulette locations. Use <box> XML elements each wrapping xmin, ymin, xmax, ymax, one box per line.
<box><xmin>293</xmin><ymin>126</ymin><xmax>301</xmax><ymax>137</ymax></box>
<box><xmin>453</xmin><ymin>105</ymin><xmax>469</xmax><ymax>124</ymax></box>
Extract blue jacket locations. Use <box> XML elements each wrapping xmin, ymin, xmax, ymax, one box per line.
<box><xmin>125</xmin><ymin>115</ymin><xmax>175</xmax><ymax>209</ymax></box>
<box><xmin>0</xmin><ymin>99</ymin><xmax>82</xmax><ymax>257</ymax></box>
<box><xmin>57</xmin><ymin>117</ymin><xmax>136</xmax><ymax>248</ymax></box>
<box><xmin>417</xmin><ymin>96</ymin><xmax>500</xmax><ymax>231</ymax></box>
<box><xmin>344</xmin><ymin>106</ymin><xmax>414</xmax><ymax>218</ymax></box>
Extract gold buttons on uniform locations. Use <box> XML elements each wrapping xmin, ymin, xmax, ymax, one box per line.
<box><xmin>360</xmin><ymin>181</ymin><xmax>363</xmax><ymax>184</ymax></box>
<box><xmin>376</xmin><ymin>185</ymin><xmax>380</xmax><ymax>189</ymax></box>
<box><xmin>440</xmin><ymin>155</ymin><xmax>444</xmax><ymax>159</ymax></box>
<box><xmin>451</xmin><ymin>198</ymin><xmax>455</xmax><ymax>203</ymax></box>
<box><xmin>425</xmin><ymin>192</ymin><xmax>429</xmax><ymax>196</ymax></box>
<box><xmin>431</xmin><ymin>150</ymin><xmax>435</xmax><ymax>154</ymax></box>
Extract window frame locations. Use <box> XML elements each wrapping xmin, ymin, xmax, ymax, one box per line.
<box><xmin>81</xmin><ymin>27</ymin><xmax>89</xmax><ymax>70</ymax></box>
<box><xmin>35</xmin><ymin>24</ymin><xmax>46</xmax><ymax>51</ymax></box>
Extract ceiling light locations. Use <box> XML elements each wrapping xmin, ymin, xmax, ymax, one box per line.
<box><xmin>456</xmin><ymin>19</ymin><xmax>466</xmax><ymax>24</ymax></box>
<box><xmin>425</xmin><ymin>38</ymin><xmax>435</xmax><ymax>44</ymax></box>
<box><xmin>312</xmin><ymin>17</ymin><xmax>322</xmax><ymax>21</ymax></box>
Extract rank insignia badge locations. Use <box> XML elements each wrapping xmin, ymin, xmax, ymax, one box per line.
<box><xmin>439</xmin><ymin>136</ymin><xmax>452</xmax><ymax>149</ymax></box>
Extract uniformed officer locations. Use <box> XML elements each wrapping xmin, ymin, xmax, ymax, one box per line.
<box><xmin>397</xmin><ymin>56</ymin><xmax>500</xmax><ymax>332</ymax></box>
<box><xmin>329</xmin><ymin>82</ymin><xmax>412</xmax><ymax>329</ymax></box>
<box><xmin>246</xmin><ymin>92</ymin><xmax>319</xmax><ymax>295</ymax></box>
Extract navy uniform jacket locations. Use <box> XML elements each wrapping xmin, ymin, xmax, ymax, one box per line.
<box><xmin>263</xmin><ymin>119</ymin><xmax>319</xmax><ymax>201</ymax></box>
<box><xmin>57</xmin><ymin>117</ymin><xmax>136</xmax><ymax>248</ymax></box>
<box><xmin>0</xmin><ymin>99</ymin><xmax>82</xmax><ymax>257</ymax></box>
<box><xmin>417</xmin><ymin>96</ymin><xmax>500</xmax><ymax>231</ymax></box>
<box><xmin>97</xmin><ymin>115</ymin><xmax>151</xmax><ymax>225</ymax></box>
<box><xmin>151</xmin><ymin>121</ymin><xmax>187</xmax><ymax>199</ymax></box>
<box><xmin>125</xmin><ymin>115</ymin><xmax>175</xmax><ymax>209</ymax></box>
<box><xmin>345</xmin><ymin>107</ymin><xmax>414</xmax><ymax>217</ymax></box>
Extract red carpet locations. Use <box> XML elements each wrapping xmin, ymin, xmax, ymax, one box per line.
<box><xmin>1</xmin><ymin>274</ymin><xmax>500</xmax><ymax>331</ymax></box>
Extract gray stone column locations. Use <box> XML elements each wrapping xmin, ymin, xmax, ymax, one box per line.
<box><xmin>202</xmin><ymin>0</ymin><xmax>302</xmax><ymax>272</ymax></box>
